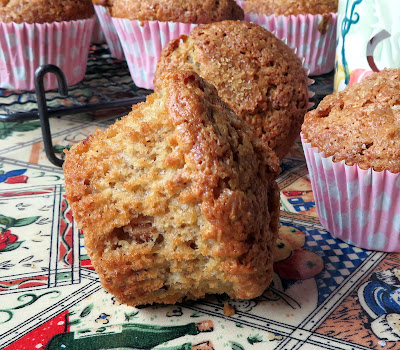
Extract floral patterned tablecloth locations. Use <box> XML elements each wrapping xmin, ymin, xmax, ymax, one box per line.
<box><xmin>0</xmin><ymin>47</ymin><xmax>399</xmax><ymax>350</ymax></box>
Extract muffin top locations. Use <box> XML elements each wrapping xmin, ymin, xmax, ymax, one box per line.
<box><xmin>0</xmin><ymin>0</ymin><xmax>94</xmax><ymax>23</ymax></box>
<box><xmin>302</xmin><ymin>69</ymin><xmax>400</xmax><ymax>173</ymax></box>
<box><xmin>109</xmin><ymin>0</ymin><xmax>244</xmax><ymax>23</ymax></box>
<box><xmin>244</xmin><ymin>0</ymin><xmax>338</xmax><ymax>16</ymax></box>
<box><xmin>64</xmin><ymin>69</ymin><xmax>280</xmax><ymax>305</ymax></box>
<box><xmin>92</xmin><ymin>0</ymin><xmax>111</xmax><ymax>5</ymax></box>
<box><xmin>155</xmin><ymin>20</ymin><xmax>309</xmax><ymax>159</ymax></box>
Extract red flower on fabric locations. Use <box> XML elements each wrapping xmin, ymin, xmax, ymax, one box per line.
<box><xmin>0</xmin><ymin>229</ymin><xmax>18</xmax><ymax>250</ymax></box>
<box><xmin>5</xmin><ymin>175</ymin><xmax>29</xmax><ymax>184</ymax></box>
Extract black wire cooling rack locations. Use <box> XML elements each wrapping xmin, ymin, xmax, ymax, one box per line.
<box><xmin>0</xmin><ymin>43</ymin><xmax>333</xmax><ymax>167</ymax></box>
<box><xmin>0</xmin><ymin>44</ymin><xmax>152</xmax><ymax>166</ymax></box>
<box><xmin>0</xmin><ymin>44</ymin><xmax>152</xmax><ymax>122</ymax></box>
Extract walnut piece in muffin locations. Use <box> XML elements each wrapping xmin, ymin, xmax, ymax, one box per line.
<box><xmin>302</xmin><ymin>69</ymin><xmax>400</xmax><ymax>173</ymax></box>
<box><xmin>109</xmin><ymin>0</ymin><xmax>244</xmax><ymax>23</ymax></box>
<box><xmin>64</xmin><ymin>69</ymin><xmax>280</xmax><ymax>306</ymax></box>
<box><xmin>0</xmin><ymin>0</ymin><xmax>94</xmax><ymax>23</ymax></box>
<box><xmin>244</xmin><ymin>0</ymin><xmax>338</xmax><ymax>16</ymax></box>
<box><xmin>155</xmin><ymin>21</ymin><xmax>309</xmax><ymax>159</ymax></box>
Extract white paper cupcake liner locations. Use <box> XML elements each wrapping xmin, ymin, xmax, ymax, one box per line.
<box><xmin>243</xmin><ymin>11</ymin><xmax>337</xmax><ymax>76</ymax></box>
<box><xmin>112</xmin><ymin>18</ymin><xmax>198</xmax><ymax>89</ymax></box>
<box><xmin>0</xmin><ymin>17</ymin><xmax>95</xmax><ymax>91</ymax></box>
<box><xmin>94</xmin><ymin>5</ymin><xmax>124</xmax><ymax>60</ymax></box>
<box><xmin>302</xmin><ymin>135</ymin><xmax>400</xmax><ymax>252</ymax></box>
<box><xmin>91</xmin><ymin>12</ymin><xmax>106</xmax><ymax>44</ymax></box>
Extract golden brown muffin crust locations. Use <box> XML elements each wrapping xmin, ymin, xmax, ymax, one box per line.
<box><xmin>0</xmin><ymin>0</ymin><xmax>94</xmax><ymax>23</ymax></box>
<box><xmin>302</xmin><ymin>69</ymin><xmax>400</xmax><ymax>173</ymax></box>
<box><xmin>244</xmin><ymin>0</ymin><xmax>338</xmax><ymax>16</ymax></box>
<box><xmin>110</xmin><ymin>0</ymin><xmax>244</xmax><ymax>23</ymax></box>
<box><xmin>64</xmin><ymin>69</ymin><xmax>280</xmax><ymax>306</ymax></box>
<box><xmin>92</xmin><ymin>0</ymin><xmax>112</xmax><ymax>5</ymax></box>
<box><xmin>155</xmin><ymin>21</ymin><xmax>309</xmax><ymax>159</ymax></box>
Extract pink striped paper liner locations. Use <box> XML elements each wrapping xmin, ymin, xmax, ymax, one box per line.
<box><xmin>91</xmin><ymin>12</ymin><xmax>106</xmax><ymax>44</ymax></box>
<box><xmin>302</xmin><ymin>135</ymin><xmax>400</xmax><ymax>252</ymax></box>
<box><xmin>94</xmin><ymin>5</ymin><xmax>124</xmax><ymax>60</ymax></box>
<box><xmin>112</xmin><ymin>19</ymin><xmax>198</xmax><ymax>89</ymax></box>
<box><xmin>0</xmin><ymin>18</ymin><xmax>94</xmax><ymax>91</ymax></box>
<box><xmin>243</xmin><ymin>11</ymin><xmax>337</xmax><ymax>76</ymax></box>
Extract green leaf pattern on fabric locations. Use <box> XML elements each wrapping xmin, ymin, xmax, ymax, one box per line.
<box><xmin>0</xmin><ymin>121</ymin><xmax>41</xmax><ymax>140</ymax></box>
<box><xmin>229</xmin><ymin>341</ymin><xmax>245</xmax><ymax>350</ymax></box>
<box><xmin>13</xmin><ymin>216</ymin><xmax>40</xmax><ymax>227</ymax></box>
<box><xmin>0</xmin><ymin>215</ymin><xmax>16</xmax><ymax>228</ymax></box>
<box><xmin>0</xmin><ymin>241</ymin><xmax>23</xmax><ymax>252</ymax></box>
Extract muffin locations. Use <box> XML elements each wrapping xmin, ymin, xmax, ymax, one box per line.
<box><xmin>242</xmin><ymin>0</ymin><xmax>338</xmax><ymax>75</ymax></box>
<box><xmin>110</xmin><ymin>0</ymin><xmax>244</xmax><ymax>22</ymax></box>
<box><xmin>243</xmin><ymin>0</ymin><xmax>337</xmax><ymax>16</ymax></box>
<box><xmin>155</xmin><ymin>21</ymin><xmax>309</xmax><ymax>160</ymax></box>
<box><xmin>302</xmin><ymin>69</ymin><xmax>400</xmax><ymax>252</ymax></box>
<box><xmin>92</xmin><ymin>0</ymin><xmax>124</xmax><ymax>59</ymax></box>
<box><xmin>63</xmin><ymin>69</ymin><xmax>280</xmax><ymax>306</ymax></box>
<box><xmin>0</xmin><ymin>0</ymin><xmax>95</xmax><ymax>90</ymax></box>
<box><xmin>108</xmin><ymin>0</ymin><xmax>244</xmax><ymax>89</ymax></box>
<box><xmin>0</xmin><ymin>0</ymin><xmax>94</xmax><ymax>23</ymax></box>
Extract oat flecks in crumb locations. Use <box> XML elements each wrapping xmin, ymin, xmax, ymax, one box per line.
<box><xmin>0</xmin><ymin>0</ymin><xmax>94</xmax><ymax>23</ymax></box>
<box><xmin>109</xmin><ymin>0</ymin><xmax>244</xmax><ymax>23</ymax></box>
<box><xmin>302</xmin><ymin>68</ymin><xmax>400</xmax><ymax>173</ymax></box>
<box><xmin>244</xmin><ymin>0</ymin><xmax>338</xmax><ymax>16</ymax></box>
<box><xmin>155</xmin><ymin>20</ymin><xmax>308</xmax><ymax>160</ymax></box>
<box><xmin>63</xmin><ymin>69</ymin><xmax>280</xmax><ymax>307</ymax></box>
<box><xmin>223</xmin><ymin>303</ymin><xmax>236</xmax><ymax>317</ymax></box>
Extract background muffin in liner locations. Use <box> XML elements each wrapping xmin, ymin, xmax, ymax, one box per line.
<box><xmin>109</xmin><ymin>0</ymin><xmax>244</xmax><ymax>89</ymax></box>
<box><xmin>155</xmin><ymin>20</ymin><xmax>311</xmax><ymax>160</ymax></box>
<box><xmin>0</xmin><ymin>0</ymin><xmax>95</xmax><ymax>91</ymax></box>
<box><xmin>302</xmin><ymin>69</ymin><xmax>400</xmax><ymax>252</ymax></box>
<box><xmin>238</xmin><ymin>0</ymin><xmax>338</xmax><ymax>76</ymax></box>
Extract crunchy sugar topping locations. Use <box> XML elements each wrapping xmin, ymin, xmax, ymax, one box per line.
<box><xmin>109</xmin><ymin>0</ymin><xmax>244</xmax><ymax>23</ymax></box>
<box><xmin>0</xmin><ymin>0</ymin><xmax>94</xmax><ymax>23</ymax></box>
<box><xmin>244</xmin><ymin>0</ymin><xmax>338</xmax><ymax>16</ymax></box>
<box><xmin>155</xmin><ymin>21</ymin><xmax>309</xmax><ymax>159</ymax></box>
<box><xmin>302</xmin><ymin>69</ymin><xmax>400</xmax><ymax>173</ymax></box>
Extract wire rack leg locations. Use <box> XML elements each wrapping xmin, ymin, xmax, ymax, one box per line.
<box><xmin>34</xmin><ymin>65</ymin><xmax>68</xmax><ymax>167</ymax></box>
